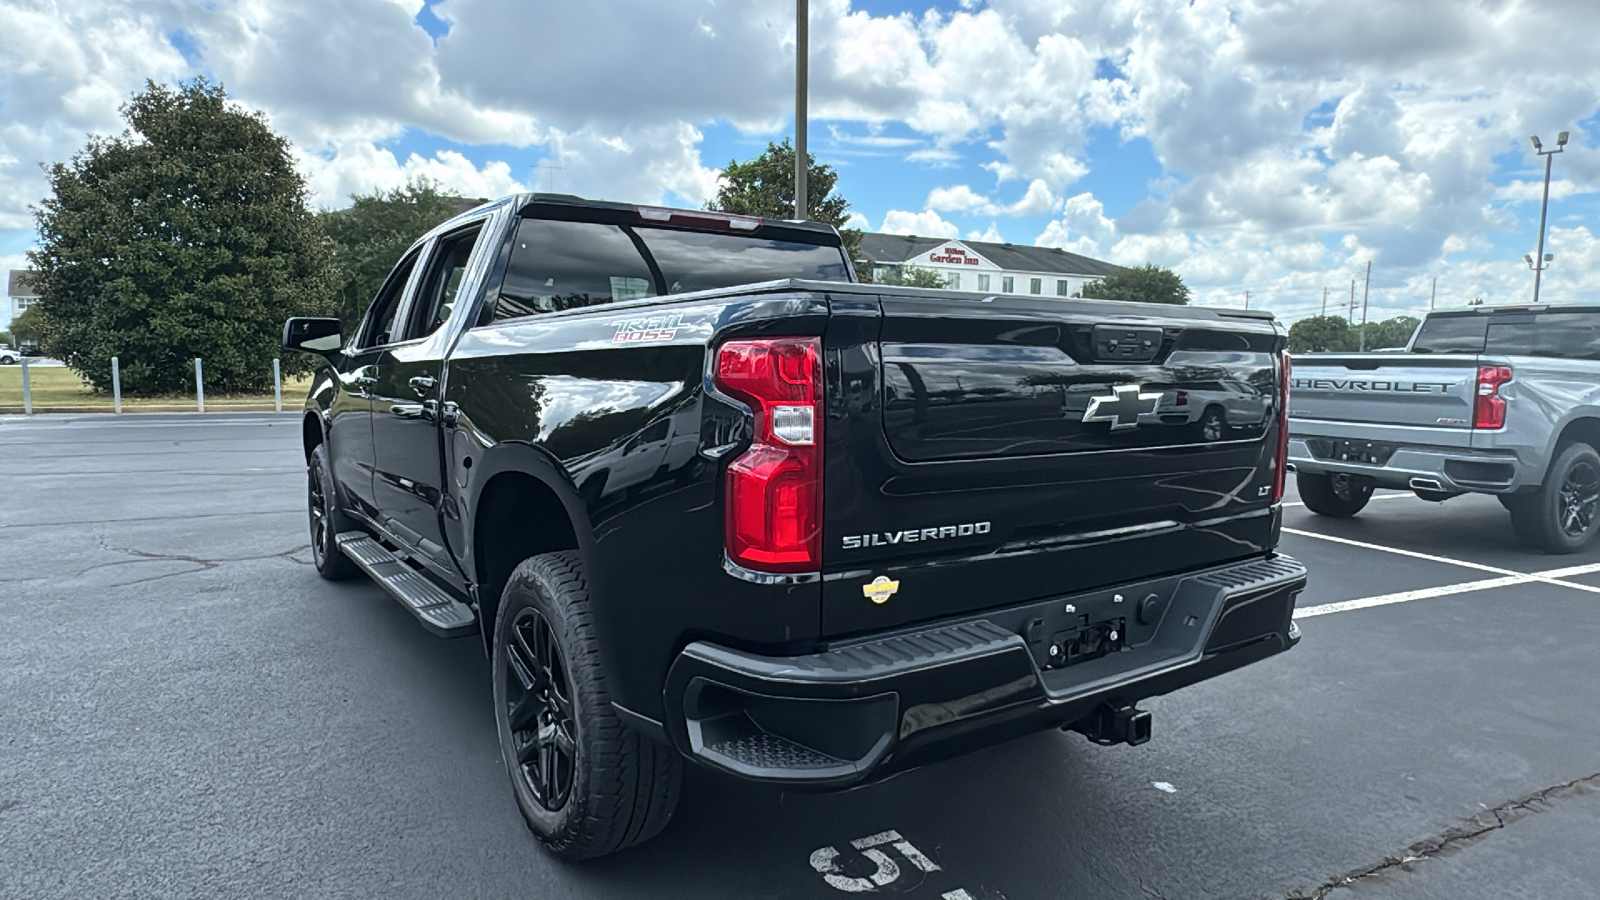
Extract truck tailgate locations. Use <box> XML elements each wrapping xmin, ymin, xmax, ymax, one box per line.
<box><xmin>820</xmin><ymin>292</ymin><xmax>1286</xmax><ymax>638</ymax></box>
<box><xmin>1289</xmin><ymin>355</ymin><xmax>1479</xmax><ymax>428</ymax></box>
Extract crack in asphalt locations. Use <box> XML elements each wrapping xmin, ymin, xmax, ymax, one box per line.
<box><xmin>0</xmin><ymin>509</ymin><xmax>303</xmax><ymax>530</ymax></box>
<box><xmin>36</xmin><ymin>535</ymin><xmax>319</xmax><ymax>587</ymax></box>
<box><xmin>1288</xmin><ymin>771</ymin><xmax>1600</xmax><ymax>899</ymax></box>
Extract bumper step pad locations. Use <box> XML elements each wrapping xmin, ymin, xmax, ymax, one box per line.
<box><xmin>335</xmin><ymin>532</ymin><xmax>476</xmax><ymax>637</ymax></box>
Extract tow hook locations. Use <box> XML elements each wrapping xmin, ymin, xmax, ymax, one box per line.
<box><xmin>1068</xmin><ymin>704</ymin><xmax>1152</xmax><ymax>747</ymax></box>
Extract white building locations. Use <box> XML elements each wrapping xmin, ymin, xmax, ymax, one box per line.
<box><xmin>858</xmin><ymin>233</ymin><xmax>1122</xmax><ymax>297</ymax></box>
<box><xmin>7</xmin><ymin>269</ymin><xmax>36</xmax><ymax>329</ymax></box>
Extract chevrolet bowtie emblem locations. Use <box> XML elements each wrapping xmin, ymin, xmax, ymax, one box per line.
<box><xmin>1082</xmin><ymin>384</ymin><xmax>1162</xmax><ymax>430</ymax></box>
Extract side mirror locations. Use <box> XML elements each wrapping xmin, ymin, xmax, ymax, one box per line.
<box><xmin>283</xmin><ymin>317</ymin><xmax>343</xmax><ymax>359</ymax></box>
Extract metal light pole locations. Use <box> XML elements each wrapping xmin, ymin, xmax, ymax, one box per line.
<box><xmin>1526</xmin><ymin>131</ymin><xmax>1568</xmax><ymax>303</ymax></box>
<box><xmin>794</xmin><ymin>0</ymin><xmax>809</xmax><ymax>221</ymax></box>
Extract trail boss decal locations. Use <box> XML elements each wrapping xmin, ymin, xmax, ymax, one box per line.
<box><xmin>611</xmin><ymin>314</ymin><xmax>682</xmax><ymax>343</ymax></box>
<box><xmin>842</xmin><ymin>521</ymin><xmax>991</xmax><ymax>550</ymax></box>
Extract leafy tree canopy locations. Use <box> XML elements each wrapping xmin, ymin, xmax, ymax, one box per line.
<box><xmin>1078</xmin><ymin>263</ymin><xmax>1190</xmax><ymax>305</ymax></box>
<box><xmin>29</xmin><ymin>79</ymin><xmax>333</xmax><ymax>394</ymax></box>
<box><xmin>1357</xmin><ymin>315</ymin><xmax>1421</xmax><ymax>350</ymax></box>
<box><xmin>874</xmin><ymin>265</ymin><xmax>951</xmax><ymax>288</ymax></box>
<box><xmin>1287</xmin><ymin>315</ymin><xmax>1354</xmax><ymax>353</ymax></box>
<box><xmin>1286</xmin><ymin>315</ymin><xmax>1421</xmax><ymax>353</ymax></box>
<box><xmin>10</xmin><ymin>305</ymin><xmax>43</xmax><ymax>345</ymax></box>
<box><xmin>707</xmin><ymin>138</ymin><xmax>863</xmax><ymax>276</ymax></box>
<box><xmin>318</xmin><ymin>178</ymin><xmax>475</xmax><ymax>330</ymax></box>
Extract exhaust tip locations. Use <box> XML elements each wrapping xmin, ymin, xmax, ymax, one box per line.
<box><xmin>1409</xmin><ymin>477</ymin><xmax>1445</xmax><ymax>492</ymax></box>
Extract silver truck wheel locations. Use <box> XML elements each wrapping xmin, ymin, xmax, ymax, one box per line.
<box><xmin>1509</xmin><ymin>442</ymin><xmax>1600</xmax><ymax>553</ymax></box>
<box><xmin>1296</xmin><ymin>472</ymin><xmax>1373</xmax><ymax>518</ymax></box>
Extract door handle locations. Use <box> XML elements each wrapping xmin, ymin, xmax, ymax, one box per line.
<box><xmin>389</xmin><ymin>403</ymin><xmax>425</xmax><ymax>419</ymax></box>
<box><xmin>354</xmin><ymin>373</ymin><xmax>378</xmax><ymax>386</ymax></box>
<box><xmin>408</xmin><ymin>375</ymin><xmax>437</xmax><ymax>396</ymax></box>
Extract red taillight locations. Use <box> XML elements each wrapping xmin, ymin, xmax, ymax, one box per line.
<box><xmin>1474</xmin><ymin>366</ymin><xmax>1512</xmax><ymax>430</ymax></box>
<box><xmin>716</xmin><ymin>338</ymin><xmax>822</xmax><ymax>572</ymax></box>
<box><xmin>1273</xmin><ymin>352</ymin><xmax>1291</xmax><ymax>504</ymax></box>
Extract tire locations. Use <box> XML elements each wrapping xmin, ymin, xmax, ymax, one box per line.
<box><xmin>1198</xmin><ymin>406</ymin><xmax>1226</xmax><ymax>442</ymax></box>
<box><xmin>308</xmin><ymin>444</ymin><xmax>360</xmax><ymax>580</ymax></box>
<box><xmin>1297</xmin><ymin>471</ymin><xmax>1374</xmax><ymax>518</ymax></box>
<box><xmin>1507</xmin><ymin>442</ymin><xmax>1600</xmax><ymax>554</ymax></box>
<box><xmin>492</xmin><ymin>552</ymin><xmax>682</xmax><ymax>860</ymax></box>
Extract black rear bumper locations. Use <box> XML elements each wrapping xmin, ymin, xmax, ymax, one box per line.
<box><xmin>662</xmin><ymin>555</ymin><xmax>1306</xmax><ymax>787</ymax></box>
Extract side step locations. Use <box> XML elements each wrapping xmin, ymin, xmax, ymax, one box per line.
<box><xmin>336</xmin><ymin>532</ymin><xmax>477</xmax><ymax>637</ymax></box>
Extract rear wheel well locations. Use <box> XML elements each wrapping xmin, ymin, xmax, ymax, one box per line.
<box><xmin>1555</xmin><ymin>417</ymin><xmax>1600</xmax><ymax>455</ymax></box>
<box><xmin>474</xmin><ymin>471</ymin><xmax>580</xmax><ymax>651</ymax></box>
<box><xmin>302</xmin><ymin>413</ymin><xmax>323</xmax><ymax>464</ymax></box>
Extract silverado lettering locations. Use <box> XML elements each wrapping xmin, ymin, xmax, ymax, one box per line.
<box><xmin>842</xmin><ymin>521</ymin><xmax>991</xmax><ymax>549</ymax></box>
<box><xmin>284</xmin><ymin>192</ymin><xmax>1306</xmax><ymax>863</ymax></box>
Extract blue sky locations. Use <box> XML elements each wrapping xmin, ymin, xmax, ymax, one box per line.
<box><xmin>4</xmin><ymin>0</ymin><xmax>1599</xmax><ymax>329</ymax></box>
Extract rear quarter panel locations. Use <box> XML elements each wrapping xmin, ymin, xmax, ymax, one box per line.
<box><xmin>443</xmin><ymin>291</ymin><xmax>832</xmax><ymax>720</ymax></box>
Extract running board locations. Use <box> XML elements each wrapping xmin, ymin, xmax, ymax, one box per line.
<box><xmin>336</xmin><ymin>532</ymin><xmax>477</xmax><ymax>637</ymax></box>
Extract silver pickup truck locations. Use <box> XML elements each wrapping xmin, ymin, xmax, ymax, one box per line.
<box><xmin>1288</xmin><ymin>304</ymin><xmax>1600</xmax><ymax>553</ymax></box>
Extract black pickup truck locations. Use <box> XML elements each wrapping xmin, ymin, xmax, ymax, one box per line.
<box><xmin>283</xmin><ymin>194</ymin><xmax>1306</xmax><ymax>859</ymax></box>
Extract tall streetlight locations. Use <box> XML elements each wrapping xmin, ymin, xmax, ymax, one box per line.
<box><xmin>794</xmin><ymin>0</ymin><xmax>809</xmax><ymax>221</ymax></box>
<box><xmin>1526</xmin><ymin>131</ymin><xmax>1568</xmax><ymax>303</ymax></box>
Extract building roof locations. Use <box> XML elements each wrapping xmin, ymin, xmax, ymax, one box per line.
<box><xmin>856</xmin><ymin>232</ymin><xmax>1123</xmax><ymax>279</ymax></box>
<box><xmin>7</xmin><ymin>269</ymin><xmax>36</xmax><ymax>297</ymax></box>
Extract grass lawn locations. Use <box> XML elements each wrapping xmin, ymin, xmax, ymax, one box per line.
<box><xmin>0</xmin><ymin>364</ymin><xmax>313</xmax><ymax>413</ymax></box>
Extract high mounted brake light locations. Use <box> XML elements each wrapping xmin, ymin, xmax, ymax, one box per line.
<box><xmin>635</xmin><ymin>206</ymin><xmax>762</xmax><ymax>232</ymax></box>
<box><xmin>715</xmin><ymin>338</ymin><xmax>823</xmax><ymax>573</ymax></box>
<box><xmin>1273</xmin><ymin>352</ymin><xmax>1291</xmax><ymax>504</ymax></box>
<box><xmin>1474</xmin><ymin>365</ymin><xmax>1512</xmax><ymax>429</ymax></box>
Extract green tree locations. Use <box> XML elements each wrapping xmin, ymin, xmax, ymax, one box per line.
<box><xmin>1287</xmin><ymin>315</ymin><xmax>1355</xmax><ymax>353</ymax></box>
<box><xmin>0</xmin><ymin>328</ymin><xmax>12</xmax><ymax>347</ymax></box>
<box><xmin>29</xmin><ymin>79</ymin><xmax>333</xmax><ymax>394</ymax></box>
<box><xmin>319</xmin><ymin>178</ymin><xmax>474</xmax><ymax>329</ymax></box>
<box><xmin>707</xmin><ymin>139</ymin><xmax>863</xmax><ymax>276</ymax></box>
<box><xmin>1355</xmin><ymin>315</ymin><xmax>1421</xmax><ymax>350</ymax></box>
<box><xmin>10</xmin><ymin>306</ymin><xmax>43</xmax><ymax>345</ymax></box>
<box><xmin>874</xmin><ymin>265</ymin><xmax>951</xmax><ymax>288</ymax></box>
<box><xmin>1078</xmin><ymin>263</ymin><xmax>1189</xmax><ymax>305</ymax></box>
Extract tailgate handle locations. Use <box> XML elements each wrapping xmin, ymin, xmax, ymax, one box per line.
<box><xmin>1092</xmin><ymin>325</ymin><xmax>1162</xmax><ymax>363</ymax></box>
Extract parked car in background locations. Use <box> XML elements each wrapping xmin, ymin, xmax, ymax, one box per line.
<box><xmin>1289</xmin><ymin>304</ymin><xmax>1600</xmax><ymax>552</ymax></box>
<box><xmin>0</xmin><ymin>346</ymin><xmax>19</xmax><ymax>365</ymax></box>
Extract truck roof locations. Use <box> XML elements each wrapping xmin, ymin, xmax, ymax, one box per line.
<box><xmin>1427</xmin><ymin>304</ymin><xmax>1600</xmax><ymax>317</ymax></box>
<box><xmin>434</xmin><ymin>192</ymin><xmax>846</xmax><ymax>246</ymax></box>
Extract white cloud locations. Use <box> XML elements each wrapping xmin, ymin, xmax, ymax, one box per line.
<box><xmin>879</xmin><ymin>209</ymin><xmax>959</xmax><ymax>238</ymax></box>
<box><xmin>967</xmin><ymin>222</ymin><xmax>1004</xmax><ymax>242</ymax></box>
<box><xmin>927</xmin><ymin>179</ymin><xmax>1059</xmax><ymax>216</ymax></box>
<box><xmin>298</xmin><ymin>144</ymin><xmax>526</xmax><ymax>209</ymax></box>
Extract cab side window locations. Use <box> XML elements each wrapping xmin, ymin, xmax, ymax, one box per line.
<box><xmin>358</xmin><ymin>249</ymin><xmax>422</xmax><ymax>349</ymax></box>
<box><xmin>407</xmin><ymin>223</ymin><xmax>485</xmax><ymax>341</ymax></box>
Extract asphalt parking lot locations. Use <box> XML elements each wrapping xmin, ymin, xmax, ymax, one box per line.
<box><xmin>3</xmin><ymin>414</ymin><xmax>1598</xmax><ymax>900</ymax></box>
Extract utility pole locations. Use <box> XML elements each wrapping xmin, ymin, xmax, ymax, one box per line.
<box><xmin>1429</xmin><ymin>277</ymin><xmax>1437</xmax><ymax>310</ymax></box>
<box><xmin>1349</xmin><ymin>279</ymin><xmax>1356</xmax><ymax>320</ymax></box>
<box><xmin>1244</xmin><ymin>290</ymin><xmax>1250</xmax><ymax>310</ymax></box>
<box><xmin>1321</xmin><ymin>287</ymin><xmax>1328</xmax><ymax>316</ymax></box>
<box><xmin>794</xmin><ymin>0</ymin><xmax>809</xmax><ymax>221</ymax></box>
<box><xmin>1359</xmin><ymin>261</ymin><xmax>1372</xmax><ymax>351</ymax></box>
<box><xmin>1526</xmin><ymin>131</ymin><xmax>1568</xmax><ymax>303</ymax></box>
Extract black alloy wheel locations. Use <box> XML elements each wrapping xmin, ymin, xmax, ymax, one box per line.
<box><xmin>503</xmin><ymin>607</ymin><xmax>577</xmax><ymax>812</ymax></box>
<box><xmin>308</xmin><ymin>444</ymin><xmax>358</xmax><ymax>579</ymax></box>
<box><xmin>1558</xmin><ymin>458</ymin><xmax>1599</xmax><ymax>540</ymax></box>
<box><xmin>1508</xmin><ymin>442</ymin><xmax>1600</xmax><ymax>553</ymax></box>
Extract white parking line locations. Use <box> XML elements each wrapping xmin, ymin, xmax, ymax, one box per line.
<box><xmin>1281</xmin><ymin>493</ymin><xmax>1412</xmax><ymax>509</ymax></box>
<box><xmin>1280</xmin><ymin>527</ymin><xmax>1600</xmax><ymax>594</ymax></box>
<box><xmin>1296</xmin><ymin>562</ymin><xmax>1600</xmax><ymax>618</ymax></box>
